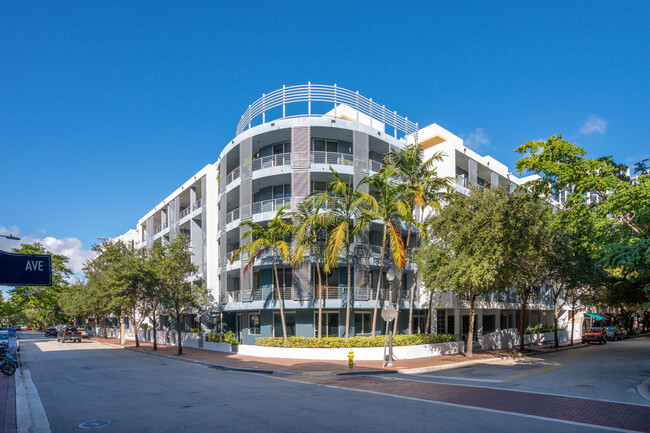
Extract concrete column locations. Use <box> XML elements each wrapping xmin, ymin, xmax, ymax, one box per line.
<box><xmin>468</xmin><ymin>159</ymin><xmax>478</xmax><ymax>186</ymax></box>
<box><xmin>454</xmin><ymin>308</ymin><xmax>460</xmax><ymax>340</ymax></box>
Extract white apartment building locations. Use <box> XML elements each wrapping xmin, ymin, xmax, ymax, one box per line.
<box><xmin>125</xmin><ymin>84</ymin><xmax>568</xmax><ymax>344</ymax></box>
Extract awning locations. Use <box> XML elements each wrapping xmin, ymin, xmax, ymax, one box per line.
<box><xmin>584</xmin><ymin>313</ymin><xmax>605</xmax><ymax>320</ymax></box>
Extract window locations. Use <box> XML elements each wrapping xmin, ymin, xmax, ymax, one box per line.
<box><xmin>436</xmin><ymin>310</ymin><xmax>446</xmax><ymax>334</ymax></box>
<box><xmin>249</xmin><ymin>313</ymin><xmax>260</xmax><ymax>335</ymax></box>
<box><xmin>314</xmin><ymin>311</ymin><xmax>339</xmax><ymax>337</ymax></box>
<box><xmin>354</xmin><ymin>312</ymin><xmax>371</xmax><ymax>335</ymax></box>
<box><xmin>447</xmin><ymin>314</ymin><xmax>455</xmax><ymax>335</ymax></box>
<box><xmin>483</xmin><ymin>315</ymin><xmax>496</xmax><ymax>333</ymax></box>
<box><xmin>273</xmin><ymin>313</ymin><xmax>296</xmax><ymax>337</ymax></box>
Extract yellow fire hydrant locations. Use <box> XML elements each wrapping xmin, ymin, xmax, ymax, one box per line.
<box><xmin>348</xmin><ymin>349</ymin><xmax>355</xmax><ymax>367</ymax></box>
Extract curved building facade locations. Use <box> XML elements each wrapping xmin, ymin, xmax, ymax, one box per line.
<box><xmin>133</xmin><ymin>84</ymin><xmax>557</xmax><ymax>345</ymax></box>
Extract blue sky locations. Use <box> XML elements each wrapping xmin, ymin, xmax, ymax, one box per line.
<box><xmin>1</xmin><ymin>1</ymin><xmax>649</xmax><ymax>275</ymax></box>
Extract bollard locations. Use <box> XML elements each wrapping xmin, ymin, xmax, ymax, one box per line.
<box><xmin>348</xmin><ymin>349</ymin><xmax>355</xmax><ymax>367</ymax></box>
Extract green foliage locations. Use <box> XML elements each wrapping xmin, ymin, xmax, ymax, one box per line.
<box><xmin>255</xmin><ymin>333</ymin><xmax>456</xmax><ymax>348</ymax></box>
<box><xmin>205</xmin><ymin>333</ymin><xmax>223</xmax><ymax>343</ymax></box>
<box><xmin>188</xmin><ymin>328</ymin><xmax>200</xmax><ymax>333</ymax></box>
<box><xmin>223</xmin><ymin>330</ymin><xmax>239</xmax><ymax>345</ymax></box>
<box><xmin>524</xmin><ymin>323</ymin><xmax>566</xmax><ymax>334</ymax></box>
<box><xmin>140</xmin><ymin>323</ymin><xmax>149</xmax><ymax>330</ymax></box>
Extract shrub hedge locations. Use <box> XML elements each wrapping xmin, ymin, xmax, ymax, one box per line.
<box><xmin>524</xmin><ymin>323</ymin><xmax>566</xmax><ymax>334</ymax></box>
<box><xmin>255</xmin><ymin>333</ymin><xmax>456</xmax><ymax>348</ymax></box>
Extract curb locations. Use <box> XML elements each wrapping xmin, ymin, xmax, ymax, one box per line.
<box><xmin>114</xmin><ymin>344</ymin><xmax>393</xmax><ymax>377</ymax></box>
<box><xmin>526</xmin><ymin>343</ymin><xmax>591</xmax><ymax>354</ymax></box>
<box><xmin>397</xmin><ymin>355</ymin><xmax>515</xmax><ymax>375</ymax></box>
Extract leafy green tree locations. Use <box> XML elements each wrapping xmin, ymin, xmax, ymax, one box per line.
<box><xmin>158</xmin><ymin>234</ymin><xmax>206</xmax><ymax>355</ymax></box>
<box><xmin>231</xmin><ymin>207</ymin><xmax>293</xmax><ymax>340</ymax></box>
<box><xmin>387</xmin><ymin>144</ymin><xmax>449</xmax><ymax>334</ymax></box>
<box><xmin>501</xmin><ymin>194</ymin><xmax>554</xmax><ymax>351</ymax></box>
<box><xmin>291</xmin><ymin>196</ymin><xmax>331</xmax><ymax>339</ymax></box>
<box><xmin>318</xmin><ymin>169</ymin><xmax>376</xmax><ymax>339</ymax></box>
<box><xmin>515</xmin><ymin>137</ymin><xmax>650</xmax><ymax>304</ymax></box>
<box><xmin>363</xmin><ymin>165</ymin><xmax>409</xmax><ymax>337</ymax></box>
<box><xmin>9</xmin><ymin>243</ymin><xmax>72</xmax><ymax>328</ymax></box>
<box><xmin>417</xmin><ymin>187</ymin><xmax>509</xmax><ymax>357</ymax></box>
<box><xmin>145</xmin><ymin>242</ymin><xmax>166</xmax><ymax>350</ymax></box>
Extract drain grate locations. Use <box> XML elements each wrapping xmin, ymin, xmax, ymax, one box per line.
<box><xmin>79</xmin><ymin>420</ymin><xmax>111</xmax><ymax>429</ymax></box>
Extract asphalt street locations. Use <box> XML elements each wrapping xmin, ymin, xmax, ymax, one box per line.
<box><xmin>401</xmin><ymin>335</ymin><xmax>650</xmax><ymax>406</ymax></box>
<box><xmin>17</xmin><ymin>333</ymin><xmax>649</xmax><ymax>433</ymax></box>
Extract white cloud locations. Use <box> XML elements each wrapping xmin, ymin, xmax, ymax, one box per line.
<box><xmin>0</xmin><ymin>226</ymin><xmax>95</xmax><ymax>274</ymax></box>
<box><xmin>463</xmin><ymin>128</ymin><xmax>490</xmax><ymax>151</ymax></box>
<box><xmin>579</xmin><ymin>115</ymin><xmax>607</xmax><ymax>135</ymax></box>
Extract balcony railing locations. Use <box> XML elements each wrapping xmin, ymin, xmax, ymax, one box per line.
<box><xmin>370</xmin><ymin>159</ymin><xmax>383</xmax><ymax>172</ymax></box>
<box><xmin>179</xmin><ymin>206</ymin><xmax>191</xmax><ymax>218</ymax></box>
<box><xmin>252</xmin><ymin>153</ymin><xmax>291</xmax><ymax>171</ymax></box>
<box><xmin>192</xmin><ymin>199</ymin><xmax>203</xmax><ymax>211</ymax></box>
<box><xmin>226</xmin><ymin>207</ymin><xmax>240</xmax><ymax>224</ymax></box>
<box><xmin>252</xmin><ymin>197</ymin><xmax>291</xmax><ymax>215</ymax></box>
<box><xmin>180</xmin><ymin>200</ymin><xmax>202</xmax><ymax>219</ymax></box>
<box><xmin>226</xmin><ymin>167</ymin><xmax>241</xmax><ymax>186</ymax></box>
<box><xmin>272</xmin><ymin>286</ymin><xmax>293</xmax><ymax>301</ymax></box>
<box><xmin>236</xmin><ymin>84</ymin><xmax>419</xmax><ymax>140</ymax></box>
<box><xmin>312</xmin><ymin>285</ymin><xmax>342</xmax><ymax>300</ymax></box>
<box><xmin>311</xmin><ymin>151</ymin><xmax>354</xmax><ymax>166</ymax></box>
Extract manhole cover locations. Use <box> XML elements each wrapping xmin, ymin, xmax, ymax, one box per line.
<box><xmin>79</xmin><ymin>420</ymin><xmax>111</xmax><ymax>429</ymax></box>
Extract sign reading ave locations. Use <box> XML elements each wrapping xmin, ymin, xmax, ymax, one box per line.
<box><xmin>0</xmin><ymin>250</ymin><xmax>52</xmax><ymax>286</ymax></box>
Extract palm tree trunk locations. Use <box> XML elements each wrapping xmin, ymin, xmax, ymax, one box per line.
<box><xmin>371</xmin><ymin>224</ymin><xmax>387</xmax><ymax>337</ymax></box>
<box><xmin>316</xmin><ymin>252</ymin><xmax>323</xmax><ymax>340</ymax></box>
<box><xmin>273</xmin><ymin>254</ymin><xmax>288</xmax><ymax>341</ymax></box>
<box><xmin>176</xmin><ymin>305</ymin><xmax>183</xmax><ymax>356</ymax></box>
<box><xmin>345</xmin><ymin>244</ymin><xmax>351</xmax><ymax>339</ymax></box>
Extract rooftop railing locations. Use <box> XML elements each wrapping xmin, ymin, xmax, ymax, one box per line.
<box><xmin>236</xmin><ymin>83</ymin><xmax>419</xmax><ymax>140</ymax></box>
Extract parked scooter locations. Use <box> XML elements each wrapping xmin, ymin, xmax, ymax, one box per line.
<box><xmin>0</xmin><ymin>343</ymin><xmax>18</xmax><ymax>376</ymax></box>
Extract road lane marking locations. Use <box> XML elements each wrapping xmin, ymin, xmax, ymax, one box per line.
<box><xmin>501</xmin><ymin>364</ymin><xmax>566</xmax><ymax>381</ymax></box>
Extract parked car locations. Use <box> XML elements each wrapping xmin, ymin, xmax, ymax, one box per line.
<box><xmin>582</xmin><ymin>327</ymin><xmax>607</xmax><ymax>344</ymax></box>
<box><xmin>57</xmin><ymin>327</ymin><xmax>82</xmax><ymax>343</ymax></box>
<box><xmin>0</xmin><ymin>331</ymin><xmax>18</xmax><ymax>357</ymax></box>
<box><xmin>77</xmin><ymin>328</ymin><xmax>91</xmax><ymax>339</ymax></box>
<box><xmin>26</xmin><ymin>327</ymin><xmax>32</xmax><ymax>331</ymax></box>
<box><xmin>44</xmin><ymin>328</ymin><xmax>58</xmax><ymax>337</ymax></box>
<box><xmin>605</xmin><ymin>327</ymin><xmax>626</xmax><ymax>341</ymax></box>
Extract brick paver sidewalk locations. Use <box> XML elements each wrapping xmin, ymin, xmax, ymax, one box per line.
<box><xmin>0</xmin><ymin>373</ymin><xmax>16</xmax><ymax>433</ymax></box>
<box><xmin>292</xmin><ymin>375</ymin><xmax>650</xmax><ymax>432</ymax></box>
<box><xmin>95</xmin><ymin>337</ymin><xmax>520</xmax><ymax>375</ymax></box>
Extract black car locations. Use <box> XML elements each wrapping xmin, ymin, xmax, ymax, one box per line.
<box><xmin>57</xmin><ymin>327</ymin><xmax>82</xmax><ymax>343</ymax></box>
<box><xmin>45</xmin><ymin>328</ymin><xmax>57</xmax><ymax>337</ymax></box>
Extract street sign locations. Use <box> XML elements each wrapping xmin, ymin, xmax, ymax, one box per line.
<box><xmin>381</xmin><ymin>305</ymin><xmax>397</xmax><ymax>322</ymax></box>
<box><xmin>0</xmin><ymin>250</ymin><xmax>52</xmax><ymax>286</ymax></box>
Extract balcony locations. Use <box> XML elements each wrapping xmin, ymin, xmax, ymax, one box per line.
<box><xmin>153</xmin><ymin>221</ymin><xmax>168</xmax><ymax>235</ymax></box>
<box><xmin>370</xmin><ymin>160</ymin><xmax>383</xmax><ymax>172</ymax></box>
<box><xmin>252</xmin><ymin>197</ymin><xmax>291</xmax><ymax>215</ymax></box>
<box><xmin>226</xmin><ymin>207</ymin><xmax>240</xmax><ymax>225</ymax></box>
<box><xmin>252</xmin><ymin>153</ymin><xmax>291</xmax><ymax>171</ymax></box>
<box><xmin>179</xmin><ymin>200</ymin><xmax>202</xmax><ymax>219</ymax></box>
<box><xmin>226</xmin><ymin>167</ymin><xmax>241</xmax><ymax>186</ymax></box>
<box><xmin>311</xmin><ymin>151</ymin><xmax>353</xmax><ymax>166</ymax></box>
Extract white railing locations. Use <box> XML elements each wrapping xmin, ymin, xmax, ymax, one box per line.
<box><xmin>192</xmin><ymin>199</ymin><xmax>203</xmax><ymax>211</ymax></box>
<box><xmin>272</xmin><ymin>286</ymin><xmax>293</xmax><ymax>301</ymax></box>
<box><xmin>228</xmin><ymin>290</ymin><xmax>241</xmax><ymax>302</ymax></box>
<box><xmin>226</xmin><ymin>207</ymin><xmax>240</xmax><ymax>224</ymax></box>
<box><xmin>312</xmin><ymin>285</ymin><xmax>341</xmax><ymax>300</ymax></box>
<box><xmin>154</xmin><ymin>225</ymin><xmax>162</xmax><ymax>234</ymax></box>
<box><xmin>311</xmin><ymin>151</ymin><xmax>354</xmax><ymax>166</ymax></box>
<box><xmin>252</xmin><ymin>153</ymin><xmax>291</xmax><ymax>171</ymax></box>
<box><xmin>179</xmin><ymin>206</ymin><xmax>191</xmax><ymax>218</ymax></box>
<box><xmin>252</xmin><ymin>198</ymin><xmax>291</xmax><ymax>215</ymax></box>
<box><xmin>236</xmin><ymin>84</ymin><xmax>419</xmax><ymax>139</ymax></box>
<box><xmin>226</xmin><ymin>167</ymin><xmax>241</xmax><ymax>186</ymax></box>
<box><xmin>226</xmin><ymin>250</ymin><xmax>238</xmax><ymax>261</ymax></box>
<box><xmin>456</xmin><ymin>176</ymin><xmax>469</xmax><ymax>189</ymax></box>
<box><xmin>370</xmin><ymin>159</ymin><xmax>383</xmax><ymax>172</ymax></box>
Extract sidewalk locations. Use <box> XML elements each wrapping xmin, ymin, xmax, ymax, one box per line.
<box><xmin>0</xmin><ymin>373</ymin><xmax>17</xmax><ymax>433</ymax></box>
<box><xmin>95</xmin><ymin>337</ymin><xmax>525</xmax><ymax>376</ymax></box>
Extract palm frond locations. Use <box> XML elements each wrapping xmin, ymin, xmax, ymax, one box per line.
<box><xmin>387</xmin><ymin>221</ymin><xmax>406</xmax><ymax>269</ymax></box>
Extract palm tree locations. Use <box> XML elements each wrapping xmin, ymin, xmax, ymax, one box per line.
<box><xmin>362</xmin><ymin>164</ymin><xmax>410</xmax><ymax>337</ymax></box>
<box><xmin>291</xmin><ymin>196</ymin><xmax>331</xmax><ymax>339</ymax></box>
<box><xmin>230</xmin><ymin>207</ymin><xmax>293</xmax><ymax>340</ymax></box>
<box><xmin>319</xmin><ymin>168</ymin><xmax>376</xmax><ymax>339</ymax></box>
<box><xmin>387</xmin><ymin>144</ymin><xmax>449</xmax><ymax>334</ymax></box>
